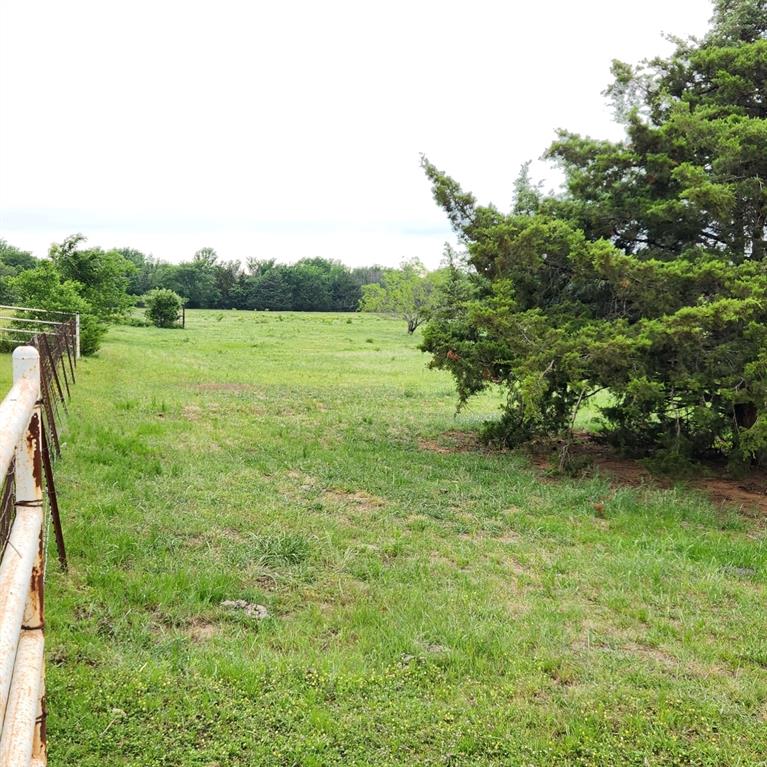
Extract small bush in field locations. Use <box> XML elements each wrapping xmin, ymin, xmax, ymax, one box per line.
<box><xmin>144</xmin><ymin>289</ymin><xmax>183</xmax><ymax>328</ymax></box>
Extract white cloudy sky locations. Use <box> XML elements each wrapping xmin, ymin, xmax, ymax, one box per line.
<box><xmin>1</xmin><ymin>0</ymin><xmax>712</xmax><ymax>268</ymax></box>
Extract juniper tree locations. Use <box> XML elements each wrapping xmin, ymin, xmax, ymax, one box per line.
<box><xmin>421</xmin><ymin>0</ymin><xmax>767</xmax><ymax>465</ymax></box>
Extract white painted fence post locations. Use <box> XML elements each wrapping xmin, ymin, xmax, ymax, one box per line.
<box><xmin>75</xmin><ymin>314</ymin><xmax>80</xmax><ymax>360</ymax></box>
<box><xmin>0</xmin><ymin>347</ymin><xmax>46</xmax><ymax>765</ymax></box>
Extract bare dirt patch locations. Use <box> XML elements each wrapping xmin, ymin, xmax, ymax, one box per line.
<box><xmin>194</xmin><ymin>383</ymin><xmax>253</xmax><ymax>393</ymax></box>
<box><xmin>622</xmin><ymin>641</ymin><xmax>678</xmax><ymax>669</ymax></box>
<box><xmin>418</xmin><ymin>430</ymin><xmax>487</xmax><ymax>454</ymax></box>
<box><xmin>695</xmin><ymin>476</ymin><xmax>767</xmax><ymax>516</ymax></box>
<box><xmin>182</xmin><ymin>404</ymin><xmax>202</xmax><ymax>420</ymax></box>
<box><xmin>573</xmin><ymin>620</ymin><xmax>734</xmax><ymax>678</ymax></box>
<box><xmin>323</xmin><ymin>488</ymin><xmax>386</xmax><ymax>511</ymax></box>
<box><xmin>533</xmin><ymin>438</ymin><xmax>658</xmax><ymax>484</ymax></box>
<box><xmin>536</xmin><ymin>435</ymin><xmax>767</xmax><ymax>515</ymax></box>
<box><xmin>459</xmin><ymin>530</ymin><xmax>521</xmax><ymax>545</ymax></box>
<box><xmin>420</xmin><ymin>429</ymin><xmax>767</xmax><ymax>514</ymax></box>
<box><xmin>415</xmin><ymin>421</ymin><xmax>767</xmax><ymax>520</ymax></box>
<box><xmin>185</xmin><ymin>619</ymin><xmax>219</xmax><ymax>642</ymax></box>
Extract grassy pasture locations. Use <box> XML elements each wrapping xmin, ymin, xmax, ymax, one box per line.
<box><xmin>21</xmin><ymin>310</ymin><xmax>767</xmax><ymax>765</ymax></box>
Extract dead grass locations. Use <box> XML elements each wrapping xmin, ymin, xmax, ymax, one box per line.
<box><xmin>182</xmin><ymin>404</ymin><xmax>202</xmax><ymax>420</ymax></box>
<box><xmin>185</xmin><ymin>619</ymin><xmax>219</xmax><ymax>642</ymax></box>
<box><xmin>194</xmin><ymin>383</ymin><xmax>254</xmax><ymax>392</ymax></box>
<box><xmin>323</xmin><ymin>488</ymin><xmax>386</xmax><ymax>511</ymax></box>
<box><xmin>418</xmin><ymin>429</ymin><xmax>487</xmax><ymax>454</ymax></box>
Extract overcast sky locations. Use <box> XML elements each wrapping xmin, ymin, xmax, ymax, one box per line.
<box><xmin>1</xmin><ymin>0</ymin><xmax>713</xmax><ymax>268</ymax></box>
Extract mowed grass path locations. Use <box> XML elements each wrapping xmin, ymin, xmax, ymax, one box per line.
<box><xmin>28</xmin><ymin>311</ymin><xmax>767</xmax><ymax>765</ymax></box>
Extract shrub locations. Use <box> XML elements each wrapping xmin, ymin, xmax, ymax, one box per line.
<box><xmin>144</xmin><ymin>288</ymin><xmax>183</xmax><ymax>328</ymax></box>
<box><xmin>420</xmin><ymin>5</ymin><xmax>767</xmax><ymax>467</ymax></box>
<box><xmin>7</xmin><ymin>263</ymin><xmax>106</xmax><ymax>355</ymax></box>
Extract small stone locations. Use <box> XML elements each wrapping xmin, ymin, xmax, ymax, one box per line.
<box><xmin>248</xmin><ymin>604</ymin><xmax>270</xmax><ymax>619</ymax></box>
<box><xmin>221</xmin><ymin>599</ymin><xmax>270</xmax><ymax>619</ymax></box>
<box><xmin>426</xmin><ymin>644</ymin><xmax>449</xmax><ymax>654</ymax></box>
<box><xmin>723</xmin><ymin>565</ymin><xmax>756</xmax><ymax>578</ymax></box>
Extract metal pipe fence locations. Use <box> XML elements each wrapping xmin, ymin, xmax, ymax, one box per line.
<box><xmin>0</xmin><ymin>347</ymin><xmax>48</xmax><ymax>765</ymax></box>
<box><xmin>0</xmin><ymin>309</ymin><xmax>78</xmax><ymax>466</ymax></box>
<box><xmin>0</xmin><ymin>305</ymin><xmax>80</xmax><ymax>765</ymax></box>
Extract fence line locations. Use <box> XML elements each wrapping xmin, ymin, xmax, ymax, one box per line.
<box><xmin>0</xmin><ymin>305</ymin><xmax>82</xmax><ymax>764</ymax></box>
<box><xmin>0</xmin><ymin>347</ymin><xmax>47</xmax><ymax>765</ymax></box>
<box><xmin>0</xmin><ymin>307</ymin><xmax>79</xmax><ymax>363</ymax></box>
<box><xmin>0</xmin><ymin>310</ymin><xmax>78</xmax><ymax>466</ymax></box>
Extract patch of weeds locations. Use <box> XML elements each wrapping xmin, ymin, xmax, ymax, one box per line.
<box><xmin>643</xmin><ymin>448</ymin><xmax>701</xmax><ymax>478</ymax></box>
<box><xmin>246</xmin><ymin>532</ymin><xmax>312</xmax><ymax>567</ymax></box>
<box><xmin>555</xmin><ymin>450</ymin><xmax>595</xmax><ymax>478</ymax></box>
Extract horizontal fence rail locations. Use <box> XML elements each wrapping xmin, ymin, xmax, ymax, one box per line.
<box><xmin>0</xmin><ymin>307</ymin><xmax>78</xmax><ymax>469</ymax></box>
<box><xmin>0</xmin><ymin>306</ymin><xmax>79</xmax><ymax>362</ymax></box>
<box><xmin>0</xmin><ymin>317</ymin><xmax>76</xmax><ymax>765</ymax></box>
<box><xmin>0</xmin><ymin>348</ymin><xmax>46</xmax><ymax>765</ymax></box>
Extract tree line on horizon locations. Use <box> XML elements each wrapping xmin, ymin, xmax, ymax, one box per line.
<box><xmin>1</xmin><ymin>238</ymin><xmax>392</xmax><ymax>313</ymax></box>
<box><xmin>122</xmin><ymin>248</ymin><xmax>393</xmax><ymax>311</ymax></box>
<box><xmin>0</xmin><ymin>234</ymin><xmax>451</xmax><ymax>346</ymax></box>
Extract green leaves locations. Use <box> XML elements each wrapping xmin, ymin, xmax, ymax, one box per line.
<box><xmin>420</xmin><ymin>3</ymin><xmax>767</xmax><ymax>465</ymax></box>
<box><xmin>50</xmin><ymin>234</ymin><xmax>135</xmax><ymax>319</ymax></box>
<box><xmin>359</xmin><ymin>259</ymin><xmax>447</xmax><ymax>334</ymax></box>
<box><xmin>8</xmin><ymin>261</ymin><xmax>107</xmax><ymax>355</ymax></box>
<box><xmin>144</xmin><ymin>289</ymin><xmax>183</xmax><ymax>328</ymax></box>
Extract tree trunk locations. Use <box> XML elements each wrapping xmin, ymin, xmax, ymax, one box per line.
<box><xmin>752</xmin><ymin>214</ymin><xmax>765</xmax><ymax>261</ymax></box>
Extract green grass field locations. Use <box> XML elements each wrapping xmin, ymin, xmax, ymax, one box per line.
<box><xmin>28</xmin><ymin>310</ymin><xmax>767</xmax><ymax>765</ymax></box>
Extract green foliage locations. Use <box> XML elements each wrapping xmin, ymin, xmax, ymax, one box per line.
<box><xmin>359</xmin><ymin>258</ymin><xmax>444</xmax><ymax>333</ymax></box>
<box><xmin>511</xmin><ymin>161</ymin><xmax>543</xmax><ymax>216</ymax></box>
<box><xmin>171</xmin><ymin>248</ymin><xmax>223</xmax><ymax>308</ymax></box>
<box><xmin>0</xmin><ymin>239</ymin><xmax>39</xmax><ymax>302</ymax></box>
<box><xmin>126</xmin><ymin>251</ymin><xmax>369</xmax><ymax>312</ymax></box>
<box><xmin>121</xmin><ymin>250</ymin><xmax>179</xmax><ymax>298</ymax></box>
<box><xmin>214</xmin><ymin>259</ymin><xmax>245</xmax><ymax>309</ymax></box>
<box><xmin>144</xmin><ymin>288</ymin><xmax>183</xmax><ymax>328</ymax></box>
<box><xmin>240</xmin><ymin>258</ymin><xmax>364</xmax><ymax>312</ymax></box>
<box><xmin>50</xmin><ymin>234</ymin><xmax>135</xmax><ymax>319</ymax></box>
<box><xmin>1</xmin><ymin>234</ymin><xmax>136</xmax><ymax>354</ymax></box>
<box><xmin>118</xmin><ymin>248</ymin><xmax>158</xmax><ymax>296</ymax></box>
<box><xmin>7</xmin><ymin>262</ymin><xmax>105</xmax><ymax>354</ymax></box>
<box><xmin>287</xmin><ymin>259</ymin><xmax>337</xmax><ymax>311</ymax></box>
<box><xmin>421</xmin><ymin>3</ymin><xmax>767</xmax><ymax>466</ymax></box>
<box><xmin>0</xmin><ymin>239</ymin><xmax>38</xmax><ymax>273</ymax></box>
<box><xmin>245</xmin><ymin>265</ymin><xmax>293</xmax><ymax>310</ymax></box>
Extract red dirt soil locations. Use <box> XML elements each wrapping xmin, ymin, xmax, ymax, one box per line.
<box><xmin>419</xmin><ymin>430</ymin><xmax>767</xmax><ymax>516</ymax></box>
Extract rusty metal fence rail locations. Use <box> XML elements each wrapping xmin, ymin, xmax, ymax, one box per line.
<box><xmin>0</xmin><ymin>307</ymin><xmax>79</xmax><ymax>467</ymax></box>
<box><xmin>0</xmin><ymin>308</ymin><xmax>77</xmax><ymax>765</ymax></box>
<box><xmin>0</xmin><ymin>347</ymin><xmax>48</xmax><ymax>765</ymax></box>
